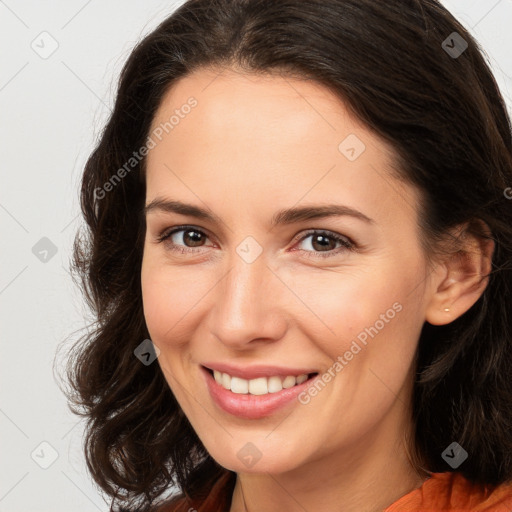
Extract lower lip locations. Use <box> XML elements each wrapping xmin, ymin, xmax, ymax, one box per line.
<box><xmin>201</xmin><ymin>366</ymin><xmax>316</xmax><ymax>420</ymax></box>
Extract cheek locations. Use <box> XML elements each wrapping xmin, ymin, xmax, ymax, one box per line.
<box><xmin>294</xmin><ymin>254</ymin><xmax>425</xmax><ymax>377</ymax></box>
<box><xmin>141</xmin><ymin>267</ymin><xmax>175</xmax><ymax>343</ymax></box>
<box><xmin>289</xmin><ymin>266</ymin><xmax>401</xmax><ymax>354</ymax></box>
<box><xmin>140</xmin><ymin>261</ymin><xmax>204</xmax><ymax>409</ymax></box>
<box><xmin>140</xmin><ymin>259</ymin><xmax>214</xmax><ymax>348</ymax></box>
<box><xmin>289</xmin><ymin>274</ymin><xmax>422</xmax><ymax>454</ymax></box>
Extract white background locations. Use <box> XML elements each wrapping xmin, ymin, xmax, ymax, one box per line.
<box><xmin>1</xmin><ymin>1</ymin><xmax>511</xmax><ymax>510</ymax></box>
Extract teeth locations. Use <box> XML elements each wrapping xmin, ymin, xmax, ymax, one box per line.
<box><xmin>231</xmin><ymin>376</ymin><xmax>249</xmax><ymax>394</ymax></box>
<box><xmin>221</xmin><ymin>372</ymin><xmax>231</xmax><ymax>390</ymax></box>
<box><xmin>267</xmin><ymin>376</ymin><xmax>283</xmax><ymax>393</ymax></box>
<box><xmin>296</xmin><ymin>374</ymin><xmax>308</xmax><ymax>384</ymax></box>
<box><xmin>248</xmin><ymin>377</ymin><xmax>268</xmax><ymax>395</ymax></box>
<box><xmin>282</xmin><ymin>375</ymin><xmax>297</xmax><ymax>388</ymax></box>
<box><xmin>211</xmin><ymin>370</ymin><xmax>310</xmax><ymax>395</ymax></box>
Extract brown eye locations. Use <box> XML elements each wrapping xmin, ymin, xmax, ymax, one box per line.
<box><xmin>295</xmin><ymin>230</ymin><xmax>354</xmax><ymax>259</ymax></box>
<box><xmin>179</xmin><ymin>229</ymin><xmax>206</xmax><ymax>247</ymax></box>
<box><xmin>309</xmin><ymin>233</ymin><xmax>338</xmax><ymax>252</ymax></box>
<box><xmin>157</xmin><ymin>226</ymin><xmax>213</xmax><ymax>254</ymax></box>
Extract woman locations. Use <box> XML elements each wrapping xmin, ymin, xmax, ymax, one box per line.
<box><xmin>62</xmin><ymin>0</ymin><xmax>512</xmax><ymax>511</ymax></box>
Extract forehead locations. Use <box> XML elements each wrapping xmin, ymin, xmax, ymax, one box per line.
<box><xmin>145</xmin><ymin>67</ymin><xmax>419</xmax><ymax>230</ymax></box>
<box><xmin>149</xmin><ymin>67</ymin><xmax>370</xmax><ymax>151</ymax></box>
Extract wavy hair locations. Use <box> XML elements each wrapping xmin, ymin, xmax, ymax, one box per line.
<box><xmin>56</xmin><ymin>0</ymin><xmax>512</xmax><ymax>510</ymax></box>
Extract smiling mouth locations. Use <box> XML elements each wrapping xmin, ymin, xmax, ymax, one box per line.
<box><xmin>204</xmin><ymin>367</ymin><xmax>318</xmax><ymax>396</ymax></box>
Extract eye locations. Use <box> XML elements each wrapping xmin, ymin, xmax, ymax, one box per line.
<box><xmin>156</xmin><ymin>225</ymin><xmax>213</xmax><ymax>254</ymax></box>
<box><xmin>293</xmin><ymin>230</ymin><xmax>355</xmax><ymax>259</ymax></box>
<box><xmin>156</xmin><ymin>225</ymin><xmax>355</xmax><ymax>259</ymax></box>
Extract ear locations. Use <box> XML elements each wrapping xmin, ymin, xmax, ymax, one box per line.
<box><xmin>425</xmin><ymin>220</ymin><xmax>495</xmax><ymax>326</ymax></box>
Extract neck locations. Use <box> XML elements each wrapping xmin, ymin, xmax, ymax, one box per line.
<box><xmin>231</xmin><ymin>443</ymin><xmax>426</xmax><ymax>512</ymax></box>
<box><xmin>229</xmin><ymin>395</ymin><xmax>428</xmax><ymax>512</ymax></box>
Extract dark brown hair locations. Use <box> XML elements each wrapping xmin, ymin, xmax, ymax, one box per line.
<box><xmin>56</xmin><ymin>0</ymin><xmax>512</xmax><ymax>510</ymax></box>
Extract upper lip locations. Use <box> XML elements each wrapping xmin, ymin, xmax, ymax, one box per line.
<box><xmin>202</xmin><ymin>362</ymin><xmax>318</xmax><ymax>380</ymax></box>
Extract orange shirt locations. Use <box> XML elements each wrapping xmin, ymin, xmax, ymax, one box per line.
<box><xmin>157</xmin><ymin>471</ymin><xmax>512</xmax><ymax>512</ymax></box>
<box><xmin>385</xmin><ymin>472</ymin><xmax>512</xmax><ymax>512</ymax></box>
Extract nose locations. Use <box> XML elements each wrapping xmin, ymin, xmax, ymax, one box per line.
<box><xmin>208</xmin><ymin>248</ymin><xmax>288</xmax><ymax>350</ymax></box>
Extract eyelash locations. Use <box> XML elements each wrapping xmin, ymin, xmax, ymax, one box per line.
<box><xmin>155</xmin><ymin>225</ymin><xmax>356</xmax><ymax>259</ymax></box>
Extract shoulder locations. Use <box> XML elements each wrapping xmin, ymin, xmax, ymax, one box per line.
<box><xmin>386</xmin><ymin>471</ymin><xmax>512</xmax><ymax>511</ymax></box>
<box><xmin>149</xmin><ymin>471</ymin><xmax>235</xmax><ymax>512</ymax></box>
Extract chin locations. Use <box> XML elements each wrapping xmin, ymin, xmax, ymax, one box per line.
<box><xmin>202</xmin><ymin>434</ymin><xmax>307</xmax><ymax>475</ymax></box>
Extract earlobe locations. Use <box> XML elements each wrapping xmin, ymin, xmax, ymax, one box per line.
<box><xmin>424</xmin><ymin>223</ymin><xmax>495</xmax><ymax>326</ymax></box>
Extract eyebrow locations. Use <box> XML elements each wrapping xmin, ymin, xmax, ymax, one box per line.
<box><xmin>143</xmin><ymin>198</ymin><xmax>375</xmax><ymax>227</ymax></box>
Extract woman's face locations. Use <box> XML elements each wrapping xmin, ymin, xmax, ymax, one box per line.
<box><xmin>141</xmin><ymin>67</ymin><xmax>435</xmax><ymax>474</ymax></box>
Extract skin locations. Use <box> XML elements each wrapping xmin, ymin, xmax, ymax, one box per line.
<box><xmin>140</xmin><ymin>67</ymin><xmax>494</xmax><ymax>512</ymax></box>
